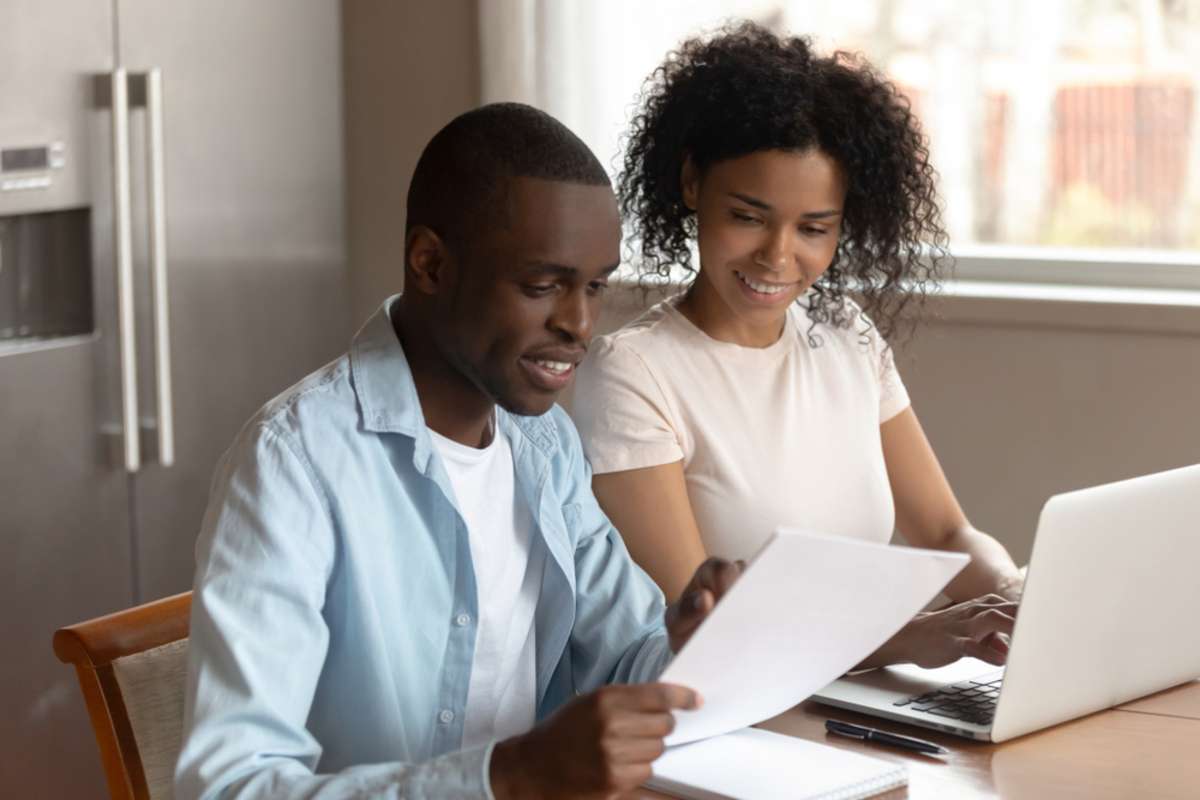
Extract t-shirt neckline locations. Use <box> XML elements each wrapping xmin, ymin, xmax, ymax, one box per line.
<box><xmin>427</xmin><ymin>411</ymin><xmax>501</xmax><ymax>462</ymax></box>
<box><xmin>662</xmin><ymin>294</ymin><xmax>798</xmax><ymax>358</ymax></box>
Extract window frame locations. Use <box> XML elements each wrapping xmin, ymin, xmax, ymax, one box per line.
<box><xmin>950</xmin><ymin>246</ymin><xmax>1200</xmax><ymax>292</ymax></box>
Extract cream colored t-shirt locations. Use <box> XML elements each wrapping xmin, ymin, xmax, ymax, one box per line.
<box><xmin>571</xmin><ymin>295</ymin><xmax>910</xmax><ymax>560</ymax></box>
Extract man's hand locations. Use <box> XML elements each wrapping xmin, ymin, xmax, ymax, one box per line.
<box><xmin>862</xmin><ymin>593</ymin><xmax>1018</xmax><ymax>670</ymax></box>
<box><xmin>488</xmin><ymin>683</ymin><xmax>700</xmax><ymax>800</ymax></box>
<box><xmin>665</xmin><ymin>557</ymin><xmax>745</xmax><ymax>653</ymax></box>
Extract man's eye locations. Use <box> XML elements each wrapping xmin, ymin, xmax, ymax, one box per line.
<box><xmin>587</xmin><ymin>281</ymin><xmax>609</xmax><ymax>296</ymax></box>
<box><xmin>524</xmin><ymin>284</ymin><xmax>556</xmax><ymax>296</ymax></box>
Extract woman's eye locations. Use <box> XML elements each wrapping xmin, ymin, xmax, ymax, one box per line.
<box><xmin>802</xmin><ymin>226</ymin><xmax>828</xmax><ymax>236</ymax></box>
<box><xmin>731</xmin><ymin>210</ymin><xmax>761</xmax><ymax>224</ymax></box>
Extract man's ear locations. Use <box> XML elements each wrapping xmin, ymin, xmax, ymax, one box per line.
<box><xmin>405</xmin><ymin>225</ymin><xmax>448</xmax><ymax>295</ymax></box>
<box><xmin>680</xmin><ymin>155</ymin><xmax>700</xmax><ymax>212</ymax></box>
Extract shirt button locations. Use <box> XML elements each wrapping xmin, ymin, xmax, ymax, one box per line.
<box><xmin>454</xmin><ymin>613</ymin><xmax>471</xmax><ymax>627</ymax></box>
<box><xmin>438</xmin><ymin>709</ymin><xmax>455</xmax><ymax>724</ymax></box>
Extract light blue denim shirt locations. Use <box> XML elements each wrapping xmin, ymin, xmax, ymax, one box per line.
<box><xmin>175</xmin><ymin>297</ymin><xmax>672</xmax><ymax>799</ymax></box>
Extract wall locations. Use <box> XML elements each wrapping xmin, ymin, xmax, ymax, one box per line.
<box><xmin>342</xmin><ymin>0</ymin><xmax>481</xmax><ymax>328</ymax></box>
<box><xmin>897</xmin><ymin>291</ymin><xmax>1200</xmax><ymax>564</ymax></box>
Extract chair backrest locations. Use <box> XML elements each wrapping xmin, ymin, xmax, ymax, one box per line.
<box><xmin>53</xmin><ymin>592</ymin><xmax>192</xmax><ymax>800</ymax></box>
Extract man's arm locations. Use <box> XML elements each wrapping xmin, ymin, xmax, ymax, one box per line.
<box><xmin>557</xmin><ymin>417</ymin><xmax>674</xmax><ymax>690</ymax></box>
<box><xmin>175</xmin><ymin>422</ymin><xmax>493</xmax><ymax>800</ymax></box>
<box><xmin>554</xmin><ymin>410</ymin><xmax>742</xmax><ymax>689</ymax></box>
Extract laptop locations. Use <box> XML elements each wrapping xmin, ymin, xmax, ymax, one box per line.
<box><xmin>813</xmin><ymin>463</ymin><xmax>1200</xmax><ymax>743</ymax></box>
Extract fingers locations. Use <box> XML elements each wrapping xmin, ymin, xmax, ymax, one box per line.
<box><xmin>954</xmin><ymin>598</ymin><xmax>1015</xmax><ymax>665</ymax></box>
<box><xmin>605</xmin><ymin>709</ymin><xmax>675</xmax><ymax>740</ymax></box>
<box><xmin>962</xmin><ymin>635</ymin><xmax>1009</xmax><ymax>666</ymax></box>
<box><xmin>693</xmin><ymin>557</ymin><xmax>743</xmax><ymax>600</ymax></box>
<box><xmin>944</xmin><ymin>596</ymin><xmax>1016</xmax><ymax>630</ymax></box>
<box><xmin>954</xmin><ymin>594</ymin><xmax>1015</xmax><ymax>611</ymax></box>
<box><xmin>666</xmin><ymin>558</ymin><xmax>745</xmax><ymax>650</ymax></box>
<box><xmin>596</xmin><ymin>682</ymin><xmax>702</xmax><ymax>713</ymax></box>
<box><xmin>664</xmin><ymin>589</ymin><xmax>712</xmax><ymax>646</ymax></box>
<box><xmin>966</xmin><ymin>607</ymin><xmax>1016</xmax><ymax>640</ymax></box>
<box><xmin>525</xmin><ymin>685</ymin><xmax>696</xmax><ymax>798</ymax></box>
<box><xmin>983</xmin><ymin>631</ymin><xmax>1012</xmax><ymax>655</ymax></box>
<box><xmin>899</xmin><ymin>595</ymin><xmax>1017</xmax><ymax>668</ymax></box>
<box><xmin>589</xmin><ymin>685</ymin><xmax>693</xmax><ymax>778</ymax></box>
<box><xmin>605</xmin><ymin>732</ymin><xmax>669</xmax><ymax>764</ymax></box>
<box><xmin>607</xmin><ymin>763</ymin><xmax>655</xmax><ymax>794</ymax></box>
<box><xmin>589</xmin><ymin>684</ymin><xmax>698</xmax><ymax>754</ymax></box>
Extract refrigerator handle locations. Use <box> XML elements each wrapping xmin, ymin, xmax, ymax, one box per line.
<box><xmin>145</xmin><ymin>68</ymin><xmax>175</xmax><ymax>467</ymax></box>
<box><xmin>112</xmin><ymin>68</ymin><xmax>141</xmax><ymax>472</ymax></box>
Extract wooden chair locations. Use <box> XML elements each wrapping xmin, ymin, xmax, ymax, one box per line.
<box><xmin>53</xmin><ymin>592</ymin><xmax>192</xmax><ymax>800</ymax></box>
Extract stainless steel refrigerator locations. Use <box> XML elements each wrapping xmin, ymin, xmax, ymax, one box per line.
<box><xmin>1</xmin><ymin>1</ymin><xmax>350</xmax><ymax>795</ymax></box>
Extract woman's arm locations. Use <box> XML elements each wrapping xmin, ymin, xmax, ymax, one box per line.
<box><xmin>882</xmin><ymin>407</ymin><xmax>1024</xmax><ymax>602</ymax></box>
<box><xmin>591</xmin><ymin>460</ymin><xmax>707</xmax><ymax>603</ymax></box>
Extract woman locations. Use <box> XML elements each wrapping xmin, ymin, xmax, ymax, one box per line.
<box><xmin>572</xmin><ymin>22</ymin><xmax>1021</xmax><ymax>669</ymax></box>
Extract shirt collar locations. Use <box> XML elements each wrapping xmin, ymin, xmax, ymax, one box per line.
<box><xmin>349</xmin><ymin>295</ymin><xmax>425</xmax><ymax>437</ymax></box>
<box><xmin>349</xmin><ymin>295</ymin><xmax>560</xmax><ymax>459</ymax></box>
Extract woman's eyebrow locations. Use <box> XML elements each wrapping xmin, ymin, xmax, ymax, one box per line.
<box><xmin>728</xmin><ymin>191</ymin><xmax>772</xmax><ymax>210</ymax></box>
<box><xmin>727</xmin><ymin>192</ymin><xmax>842</xmax><ymax>219</ymax></box>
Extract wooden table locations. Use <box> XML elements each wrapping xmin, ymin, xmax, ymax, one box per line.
<box><xmin>633</xmin><ymin>680</ymin><xmax>1200</xmax><ymax>799</ymax></box>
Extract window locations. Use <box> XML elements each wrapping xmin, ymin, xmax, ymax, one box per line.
<box><xmin>482</xmin><ymin>0</ymin><xmax>1200</xmax><ymax>286</ymax></box>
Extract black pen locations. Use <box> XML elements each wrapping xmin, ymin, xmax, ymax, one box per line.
<box><xmin>825</xmin><ymin>719</ymin><xmax>949</xmax><ymax>755</ymax></box>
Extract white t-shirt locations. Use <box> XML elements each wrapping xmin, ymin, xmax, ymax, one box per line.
<box><xmin>571</xmin><ymin>295</ymin><xmax>910</xmax><ymax>560</ymax></box>
<box><xmin>429</xmin><ymin>422</ymin><xmax>544</xmax><ymax>749</ymax></box>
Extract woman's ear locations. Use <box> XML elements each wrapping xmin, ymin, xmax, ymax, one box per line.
<box><xmin>404</xmin><ymin>225</ymin><xmax>448</xmax><ymax>295</ymax></box>
<box><xmin>680</xmin><ymin>155</ymin><xmax>700</xmax><ymax>211</ymax></box>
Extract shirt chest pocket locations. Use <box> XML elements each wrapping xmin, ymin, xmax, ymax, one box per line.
<box><xmin>535</xmin><ymin>499</ymin><xmax>582</xmax><ymax>584</ymax></box>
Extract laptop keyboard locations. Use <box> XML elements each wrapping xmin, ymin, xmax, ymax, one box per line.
<box><xmin>892</xmin><ymin>669</ymin><xmax>1005</xmax><ymax>726</ymax></box>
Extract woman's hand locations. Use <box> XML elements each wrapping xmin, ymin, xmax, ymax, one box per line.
<box><xmin>995</xmin><ymin>564</ymin><xmax>1029</xmax><ymax>603</ymax></box>
<box><xmin>860</xmin><ymin>594</ymin><xmax>1018</xmax><ymax>670</ymax></box>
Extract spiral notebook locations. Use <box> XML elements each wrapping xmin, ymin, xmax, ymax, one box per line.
<box><xmin>647</xmin><ymin>727</ymin><xmax>907</xmax><ymax>800</ymax></box>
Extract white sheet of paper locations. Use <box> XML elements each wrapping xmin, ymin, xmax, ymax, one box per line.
<box><xmin>661</xmin><ymin>528</ymin><xmax>968</xmax><ymax>745</ymax></box>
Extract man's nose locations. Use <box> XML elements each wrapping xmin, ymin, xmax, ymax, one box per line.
<box><xmin>549</xmin><ymin>289</ymin><xmax>595</xmax><ymax>342</ymax></box>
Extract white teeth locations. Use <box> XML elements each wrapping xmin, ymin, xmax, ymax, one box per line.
<box><xmin>533</xmin><ymin>360</ymin><xmax>571</xmax><ymax>374</ymax></box>
<box><xmin>736</xmin><ymin>271</ymin><xmax>788</xmax><ymax>295</ymax></box>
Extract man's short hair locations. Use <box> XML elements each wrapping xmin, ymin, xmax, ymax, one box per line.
<box><xmin>406</xmin><ymin>102</ymin><xmax>611</xmax><ymax>247</ymax></box>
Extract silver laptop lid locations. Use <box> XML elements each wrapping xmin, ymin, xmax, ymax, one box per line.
<box><xmin>991</xmin><ymin>463</ymin><xmax>1200</xmax><ymax>742</ymax></box>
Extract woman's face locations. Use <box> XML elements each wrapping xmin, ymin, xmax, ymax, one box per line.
<box><xmin>682</xmin><ymin>148</ymin><xmax>847</xmax><ymax>340</ymax></box>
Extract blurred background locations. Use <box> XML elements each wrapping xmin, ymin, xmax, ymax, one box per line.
<box><xmin>482</xmin><ymin>0</ymin><xmax>1200</xmax><ymax>252</ymax></box>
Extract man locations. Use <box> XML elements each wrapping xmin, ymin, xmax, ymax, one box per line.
<box><xmin>175</xmin><ymin>103</ymin><xmax>741</xmax><ymax>799</ymax></box>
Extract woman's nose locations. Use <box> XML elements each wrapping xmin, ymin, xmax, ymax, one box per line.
<box><xmin>754</xmin><ymin>228</ymin><xmax>792</xmax><ymax>272</ymax></box>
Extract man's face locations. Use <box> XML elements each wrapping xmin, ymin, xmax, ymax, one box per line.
<box><xmin>434</xmin><ymin>177</ymin><xmax>620</xmax><ymax>416</ymax></box>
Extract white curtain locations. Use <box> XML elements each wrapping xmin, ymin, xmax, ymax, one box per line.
<box><xmin>477</xmin><ymin>0</ymin><xmax>781</xmax><ymax>178</ymax></box>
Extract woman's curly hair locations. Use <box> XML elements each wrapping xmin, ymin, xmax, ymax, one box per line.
<box><xmin>619</xmin><ymin>21</ymin><xmax>949</xmax><ymax>343</ymax></box>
